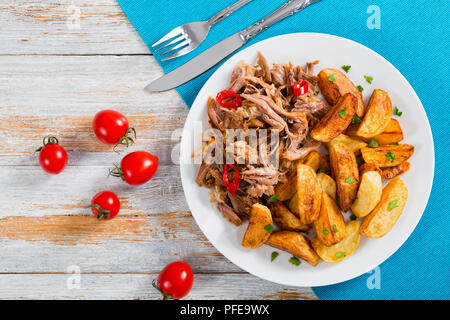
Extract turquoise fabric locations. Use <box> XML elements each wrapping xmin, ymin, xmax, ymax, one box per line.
<box><xmin>116</xmin><ymin>0</ymin><xmax>450</xmax><ymax>299</ymax></box>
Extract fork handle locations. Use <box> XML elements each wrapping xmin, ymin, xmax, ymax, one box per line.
<box><xmin>208</xmin><ymin>0</ymin><xmax>254</xmax><ymax>26</ymax></box>
<box><xmin>240</xmin><ymin>0</ymin><xmax>321</xmax><ymax>41</ymax></box>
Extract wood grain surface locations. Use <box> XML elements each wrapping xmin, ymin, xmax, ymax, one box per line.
<box><xmin>0</xmin><ymin>0</ymin><xmax>316</xmax><ymax>300</ymax></box>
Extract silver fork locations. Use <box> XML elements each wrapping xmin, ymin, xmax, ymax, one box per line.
<box><xmin>152</xmin><ymin>0</ymin><xmax>253</xmax><ymax>61</ymax></box>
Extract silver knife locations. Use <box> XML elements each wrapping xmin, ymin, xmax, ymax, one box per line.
<box><xmin>145</xmin><ymin>0</ymin><xmax>321</xmax><ymax>92</ymax></box>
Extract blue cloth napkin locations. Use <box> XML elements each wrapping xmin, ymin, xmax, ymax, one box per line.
<box><xmin>116</xmin><ymin>0</ymin><xmax>450</xmax><ymax>299</ymax></box>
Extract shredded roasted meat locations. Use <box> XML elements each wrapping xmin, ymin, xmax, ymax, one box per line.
<box><xmin>270</xmin><ymin>64</ymin><xmax>287</xmax><ymax>87</ymax></box>
<box><xmin>256</xmin><ymin>51</ymin><xmax>272</xmax><ymax>83</ymax></box>
<box><xmin>283</xmin><ymin>135</ymin><xmax>321</xmax><ymax>161</ymax></box>
<box><xmin>283</xmin><ymin>113</ymin><xmax>310</xmax><ymax>161</ymax></box>
<box><xmin>293</xmin><ymin>97</ymin><xmax>329</xmax><ymax>117</ymax></box>
<box><xmin>228</xmin><ymin>61</ymin><xmax>256</xmax><ymax>93</ymax></box>
<box><xmin>217</xmin><ymin>202</ymin><xmax>242</xmax><ymax>226</ymax></box>
<box><xmin>196</xmin><ymin>52</ymin><xmax>328</xmax><ymax>224</ymax></box>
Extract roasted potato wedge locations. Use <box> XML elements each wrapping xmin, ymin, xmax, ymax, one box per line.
<box><xmin>351</xmin><ymin>171</ymin><xmax>382</xmax><ymax>218</ymax></box>
<box><xmin>288</xmin><ymin>194</ymin><xmax>299</xmax><ymax>215</ymax></box>
<box><xmin>317</xmin><ymin>68</ymin><xmax>365</xmax><ymax>117</ymax></box>
<box><xmin>360</xmin><ymin>177</ymin><xmax>408</xmax><ymax>238</ymax></box>
<box><xmin>301</xmin><ymin>151</ymin><xmax>321</xmax><ymax>172</ymax></box>
<box><xmin>356</xmin><ymin>89</ymin><xmax>392</xmax><ymax>138</ymax></box>
<box><xmin>266</xmin><ymin>231</ymin><xmax>319</xmax><ymax>266</ymax></box>
<box><xmin>361</xmin><ymin>144</ymin><xmax>414</xmax><ymax>167</ymax></box>
<box><xmin>311</xmin><ymin>93</ymin><xmax>357</xmax><ymax>142</ymax></box>
<box><xmin>372</xmin><ymin>119</ymin><xmax>403</xmax><ymax>145</ymax></box>
<box><xmin>346</xmin><ymin>119</ymin><xmax>403</xmax><ymax>144</ymax></box>
<box><xmin>329</xmin><ymin>142</ymin><xmax>359</xmax><ymax>211</ymax></box>
<box><xmin>359</xmin><ymin>162</ymin><xmax>382</xmax><ymax>176</ymax></box>
<box><xmin>345</xmin><ymin>122</ymin><xmax>361</xmax><ymax>139</ymax></box>
<box><xmin>314</xmin><ymin>192</ymin><xmax>346</xmax><ymax>246</ymax></box>
<box><xmin>318</xmin><ymin>153</ymin><xmax>331</xmax><ymax>174</ymax></box>
<box><xmin>274</xmin><ymin>169</ymin><xmax>297</xmax><ymax>201</ymax></box>
<box><xmin>324</xmin><ymin>134</ymin><xmax>368</xmax><ymax>155</ymax></box>
<box><xmin>311</xmin><ymin>221</ymin><xmax>360</xmax><ymax>263</ymax></box>
<box><xmin>242</xmin><ymin>203</ymin><xmax>273</xmax><ymax>249</ymax></box>
<box><xmin>288</xmin><ymin>164</ymin><xmax>322</xmax><ymax>224</ymax></box>
<box><xmin>381</xmin><ymin>161</ymin><xmax>411</xmax><ymax>179</ymax></box>
<box><xmin>269</xmin><ymin>202</ymin><xmax>309</xmax><ymax>232</ymax></box>
<box><xmin>274</xmin><ymin>152</ymin><xmax>321</xmax><ymax>202</ymax></box>
<box><xmin>317</xmin><ymin>172</ymin><xmax>337</xmax><ymax>199</ymax></box>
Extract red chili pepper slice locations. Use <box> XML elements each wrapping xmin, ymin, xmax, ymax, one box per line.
<box><xmin>293</xmin><ymin>80</ymin><xmax>309</xmax><ymax>97</ymax></box>
<box><xmin>223</xmin><ymin>164</ymin><xmax>240</xmax><ymax>195</ymax></box>
<box><xmin>216</xmin><ymin>90</ymin><xmax>242</xmax><ymax>109</ymax></box>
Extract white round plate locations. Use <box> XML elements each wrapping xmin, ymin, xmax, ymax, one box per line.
<box><xmin>179</xmin><ymin>33</ymin><xmax>434</xmax><ymax>287</ymax></box>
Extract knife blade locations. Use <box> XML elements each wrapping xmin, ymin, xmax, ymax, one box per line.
<box><xmin>145</xmin><ymin>0</ymin><xmax>320</xmax><ymax>92</ymax></box>
<box><xmin>145</xmin><ymin>33</ymin><xmax>245</xmax><ymax>92</ymax></box>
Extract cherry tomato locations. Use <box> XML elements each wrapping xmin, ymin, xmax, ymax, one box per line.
<box><xmin>89</xmin><ymin>191</ymin><xmax>120</xmax><ymax>220</ymax></box>
<box><xmin>93</xmin><ymin>110</ymin><xmax>136</xmax><ymax>148</ymax></box>
<box><xmin>36</xmin><ymin>136</ymin><xmax>68</xmax><ymax>174</ymax></box>
<box><xmin>153</xmin><ymin>261</ymin><xmax>194</xmax><ymax>300</ymax></box>
<box><xmin>110</xmin><ymin>151</ymin><xmax>158</xmax><ymax>185</ymax></box>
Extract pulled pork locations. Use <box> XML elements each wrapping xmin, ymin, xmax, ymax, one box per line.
<box><xmin>197</xmin><ymin>52</ymin><xmax>328</xmax><ymax>224</ymax></box>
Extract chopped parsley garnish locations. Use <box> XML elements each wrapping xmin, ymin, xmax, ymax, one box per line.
<box><xmin>368</xmin><ymin>138</ymin><xmax>379</xmax><ymax>148</ymax></box>
<box><xmin>336</xmin><ymin>252</ymin><xmax>345</xmax><ymax>259</ymax></box>
<box><xmin>390</xmin><ymin>142</ymin><xmax>399</xmax><ymax>145</ymax></box>
<box><xmin>314</xmin><ymin>90</ymin><xmax>320</xmax><ymax>96</ymax></box>
<box><xmin>264</xmin><ymin>224</ymin><xmax>273</xmax><ymax>234</ymax></box>
<box><xmin>388</xmin><ymin>200</ymin><xmax>398</xmax><ymax>211</ymax></box>
<box><xmin>350</xmin><ymin>214</ymin><xmax>357</xmax><ymax>221</ymax></box>
<box><xmin>345</xmin><ymin>176</ymin><xmax>355</xmax><ymax>184</ymax></box>
<box><xmin>328</xmin><ymin>74</ymin><xmax>336</xmax><ymax>82</ymax></box>
<box><xmin>322</xmin><ymin>229</ymin><xmax>329</xmax><ymax>235</ymax></box>
<box><xmin>342</xmin><ymin>65</ymin><xmax>352</xmax><ymax>73</ymax></box>
<box><xmin>289</xmin><ymin>256</ymin><xmax>301</xmax><ymax>266</ymax></box>
<box><xmin>317</xmin><ymin>168</ymin><xmax>326</xmax><ymax>174</ymax></box>
<box><xmin>356</xmin><ymin>156</ymin><xmax>363</xmax><ymax>165</ymax></box>
<box><xmin>386</xmin><ymin>151</ymin><xmax>395</xmax><ymax>163</ymax></box>
<box><xmin>268</xmin><ymin>194</ymin><xmax>278</xmax><ymax>203</ymax></box>
<box><xmin>338</xmin><ymin>108</ymin><xmax>346</xmax><ymax>118</ymax></box>
<box><xmin>357</xmin><ymin>85</ymin><xmax>364</xmax><ymax>92</ymax></box>
<box><xmin>394</xmin><ymin>106</ymin><xmax>403</xmax><ymax>116</ymax></box>
<box><xmin>352</xmin><ymin>115</ymin><xmax>362</xmax><ymax>124</ymax></box>
<box><xmin>364</xmin><ymin>75</ymin><xmax>373</xmax><ymax>84</ymax></box>
<box><xmin>271</xmin><ymin>252</ymin><xmax>279</xmax><ymax>262</ymax></box>
<box><xmin>332</xmin><ymin>224</ymin><xmax>338</xmax><ymax>232</ymax></box>
<box><xmin>336</xmin><ymin>195</ymin><xmax>340</xmax><ymax>206</ymax></box>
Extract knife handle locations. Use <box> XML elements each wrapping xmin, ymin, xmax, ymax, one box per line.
<box><xmin>208</xmin><ymin>0</ymin><xmax>254</xmax><ymax>26</ymax></box>
<box><xmin>240</xmin><ymin>0</ymin><xmax>321</xmax><ymax>41</ymax></box>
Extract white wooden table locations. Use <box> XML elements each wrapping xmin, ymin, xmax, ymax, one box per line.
<box><xmin>0</xmin><ymin>0</ymin><xmax>316</xmax><ymax>299</ymax></box>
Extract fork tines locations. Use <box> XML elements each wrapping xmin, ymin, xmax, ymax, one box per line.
<box><xmin>151</xmin><ymin>26</ymin><xmax>191</xmax><ymax>61</ymax></box>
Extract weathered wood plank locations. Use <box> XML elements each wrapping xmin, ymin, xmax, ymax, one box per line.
<box><xmin>0</xmin><ymin>165</ymin><xmax>186</xmax><ymax>216</ymax></box>
<box><xmin>0</xmin><ymin>273</ymin><xmax>316</xmax><ymax>300</ymax></box>
<box><xmin>0</xmin><ymin>165</ymin><xmax>238</xmax><ymax>274</ymax></box>
<box><xmin>0</xmin><ymin>0</ymin><xmax>149</xmax><ymax>54</ymax></box>
<box><xmin>0</xmin><ymin>55</ymin><xmax>173</xmax><ymax>115</ymax></box>
<box><xmin>0</xmin><ymin>212</ymin><xmax>244</xmax><ymax>274</ymax></box>
<box><xmin>0</xmin><ymin>55</ymin><xmax>188</xmax><ymax>166</ymax></box>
